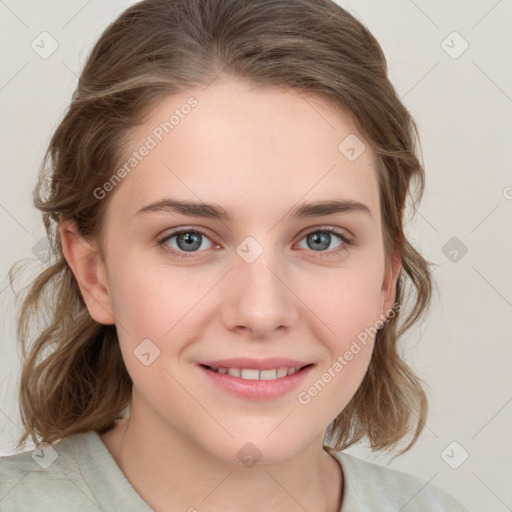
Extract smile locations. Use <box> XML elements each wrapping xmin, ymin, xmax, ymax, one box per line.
<box><xmin>203</xmin><ymin>365</ymin><xmax>310</xmax><ymax>380</ymax></box>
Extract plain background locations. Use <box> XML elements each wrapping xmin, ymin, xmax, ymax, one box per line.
<box><xmin>0</xmin><ymin>1</ymin><xmax>511</xmax><ymax>511</ymax></box>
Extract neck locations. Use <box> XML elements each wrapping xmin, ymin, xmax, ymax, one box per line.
<box><xmin>100</xmin><ymin>397</ymin><xmax>343</xmax><ymax>512</ymax></box>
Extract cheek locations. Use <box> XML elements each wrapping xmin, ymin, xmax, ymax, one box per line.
<box><xmin>296</xmin><ymin>295</ymin><xmax>378</xmax><ymax>429</ymax></box>
<box><xmin>292</xmin><ymin>264</ymin><xmax>383</xmax><ymax>421</ymax></box>
<box><xmin>108</xmin><ymin>255</ymin><xmax>202</xmax><ymax>337</ymax></box>
<box><xmin>106</xmin><ymin>256</ymin><xmax>217</xmax><ymax>388</ymax></box>
<box><xmin>300</xmin><ymin>261</ymin><xmax>384</xmax><ymax>344</ymax></box>
<box><xmin>296</xmin><ymin>344</ymin><xmax>373</xmax><ymax>432</ymax></box>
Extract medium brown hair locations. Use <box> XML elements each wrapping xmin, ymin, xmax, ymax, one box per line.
<box><xmin>9</xmin><ymin>0</ymin><xmax>434</xmax><ymax>453</ymax></box>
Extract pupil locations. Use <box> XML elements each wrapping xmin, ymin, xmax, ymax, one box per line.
<box><xmin>309</xmin><ymin>232</ymin><xmax>330</xmax><ymax>251</ymax></box>
<box><xmin>179</xmin><ymin>232</ymin><xmax>201</xmax><ymax>251</ymax></box>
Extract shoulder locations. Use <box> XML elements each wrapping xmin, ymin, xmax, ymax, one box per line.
<box><xmin>0</xmin><ymin>434</ymin><xmax>100</xmax><ymax>511</ymax></box>
<box><xmin>329</xmin><ymin>450</ymin><xmax>468</xmax><ymax>512</ymax></box>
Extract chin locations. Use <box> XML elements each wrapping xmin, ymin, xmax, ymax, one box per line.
<box><xmin>199</xmin><ymin>430</ymin><xmax>310</xmax><ymax>468</ymax></box>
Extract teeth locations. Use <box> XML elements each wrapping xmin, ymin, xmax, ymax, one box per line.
<box><xmin>260</xmin><ymin>369</ymin><xmax>277</xmax><ymax>380</ymax></box>
<box><xmin>277</xmin><ymin>367</ymin><xmax>288</xmax><ymax>378</ymax></box>
<box><xmin>241</xmin><ymin>369</ymin><xmax>260</xmax><ymax>380</ymax></box>
<box><xmin>210</xmin><ymin>366</ymin><xmax>303</xmax><ymax>380</ymax></box>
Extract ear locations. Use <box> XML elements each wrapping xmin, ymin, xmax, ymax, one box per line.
<box><xmin>59</xmin><ymin>219</ymin><xmax>115</xmax><ymax>325</ymax></box>
<box><xmin>379</xmin><ymin>249</ymin><xmax>402</xmax><ymax>319</ymax></box>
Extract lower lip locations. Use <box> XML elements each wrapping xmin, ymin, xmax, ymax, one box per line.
<box><xmin>198</xmin><ymin>365</ymin><xmax>314</xmax><ymax>400</ymax></box>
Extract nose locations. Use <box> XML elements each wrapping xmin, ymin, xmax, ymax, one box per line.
<box><xmin>220</xmin><ymin>252</ymin><xmax>299</xmax><ymax>340</ymax></box>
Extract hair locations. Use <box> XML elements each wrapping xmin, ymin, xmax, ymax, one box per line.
<box><xmin>9</xmin><ymin>0</ymin><xmax>434</xmax><ymax>454</ymax></box>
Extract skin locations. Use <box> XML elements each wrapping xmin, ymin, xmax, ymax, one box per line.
<box><xmin>60</xmin><ymin>77</ymin><xmax>401</xmax><ymax>512</ymax></box>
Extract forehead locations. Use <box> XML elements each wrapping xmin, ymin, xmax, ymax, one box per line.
<box><xmin>106</xmin><ymin>78</ymin><xmax>380</xmax><ymax>224</ymax></box>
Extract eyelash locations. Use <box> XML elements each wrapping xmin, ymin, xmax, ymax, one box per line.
<box><xmin>157</xmin><ymin>226</ymin><xmax>353</xmax><ymax>260</ymax></box>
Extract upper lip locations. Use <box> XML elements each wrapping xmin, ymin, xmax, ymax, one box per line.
<box><xmin>198</xmin><ymin>358</ymin><xmax>313</xmax><ymax>370</ymax></box>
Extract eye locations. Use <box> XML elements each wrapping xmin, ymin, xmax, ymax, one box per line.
<box><xmin>157</xmin><ymin>229</ymin><xmax>214</xmax><ymax>259</ymax></box>
<box><xmin>297</xmin><ymin>227</ymin><xmax>352</xmax><ymax>256</ymax></box>
<box><xmin>157</xmin><ymin>226</ymin><xmax>352</xmax><ymax>260</ymax></box>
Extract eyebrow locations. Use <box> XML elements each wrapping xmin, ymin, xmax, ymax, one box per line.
<box><xmin>135</xmin><ymin>198</ymin><xmax>372</xmax><ymax>221</ymax></box>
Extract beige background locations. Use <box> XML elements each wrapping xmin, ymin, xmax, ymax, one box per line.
<box><xmin>1</xmin><ymin>1</ymin><xmax>511</xmax><ymax>511</ymax></box>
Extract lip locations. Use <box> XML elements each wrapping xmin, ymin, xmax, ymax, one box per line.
<box><xmin>198</xmin><ymin>358</ymin><xmax>311</xmax><ymax>370</ymax></box>
<box><xmin>197</xmin><ymin>359</ymin><xmax>315</xmax><ymax>400</ymax></box>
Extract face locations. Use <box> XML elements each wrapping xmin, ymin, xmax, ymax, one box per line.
<box><xmin>83</xmin><ymin>78</ymin><xmax>400</xmax><ymax>465</ymax></box>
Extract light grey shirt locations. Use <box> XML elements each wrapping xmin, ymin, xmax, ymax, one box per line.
<box><xmin>0</xmin><ymin>431</ymin><xmax>468</xmax><ymax>511</ymax></box>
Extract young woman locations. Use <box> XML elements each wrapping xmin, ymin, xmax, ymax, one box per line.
<box><xmin>1</xmin><ymin>0</ymin><xmax>467</xmax><ymax>510</ymax></box>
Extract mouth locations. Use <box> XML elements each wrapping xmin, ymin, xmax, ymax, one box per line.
<box><xmin>199</xmin><ymin>363</ymin><xmax>314</xmax><ymax>381</ymax></box>
<box><xmin>197</xmin><ymin>359</ymin><xmax>315</xmax><ymax>400</ymax></box>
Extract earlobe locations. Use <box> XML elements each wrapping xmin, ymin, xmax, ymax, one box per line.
<box><xmin>59</xmin><ymin>219</ymin><xmax>115</xmax><ymax>325</ymax></box>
